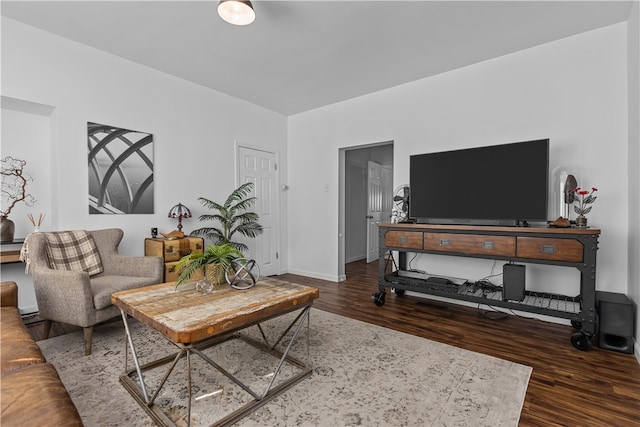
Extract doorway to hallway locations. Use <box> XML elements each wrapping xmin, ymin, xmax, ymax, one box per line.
<box><xmin>339</xmin><ymin>142</ymin><xmax>393</xmax><ymax>281</ymax></box>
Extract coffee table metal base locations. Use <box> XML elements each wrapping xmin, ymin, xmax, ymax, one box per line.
<box><xmin>118</xmin><ymin>304</ymin><xmax>313</xmax><ymax>427</ymax></box>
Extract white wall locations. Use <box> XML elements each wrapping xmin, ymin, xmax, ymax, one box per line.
<box><xmin>626</xmin><ymin>1</ymin><xmax>640</xmax><ymax>359</ymax></box>
<box><xmin>289</xmin><ymin>23</ymin><xmax>629</xmax><ymax>304</ymax></box>
<box><xmin>1</xmin><ymin>100</ymin><xmax>55</xmax><ymax>313</ymax></box>
<box><xmin>1</xmin><ymin>18</ymin><xmax>288</xmax><ymax>312</ymax></box>
<box><xmin>2</xmin><ymin>15</ymin><xmax>637</xmax><ymax>339</ymax></box>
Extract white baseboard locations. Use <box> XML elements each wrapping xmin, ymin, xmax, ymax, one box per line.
<box><xmin>345</xmin><ymin>255</ymin><xmax>365</xmax><ymax>264</ymax></box>
<box><xmin>286</xmin><ymin>268</ymin><xmax>340</xmax><ymax>282</ymax></box>
<box><xmin>19</xmin><ymin>305</ymin><xmax>39</xmax><ymax>317</ymax></box>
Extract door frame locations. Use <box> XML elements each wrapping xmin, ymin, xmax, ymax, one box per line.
<box><xmin>338</xmin><ymin>141</ymin><xmax>394</xmax><ymax>281</ymax></box>
<box><xmin>235</xmin><ymin>142</ymin><xmax>282</xmax><ymax>276</ymax></box>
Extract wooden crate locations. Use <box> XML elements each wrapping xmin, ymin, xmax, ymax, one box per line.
<box><xmin>165</xmin><ymin>261</ymin><xmax>204</xmax><ymax>283</ymax></box>
<box><xmin>144</xmin><ymin>237</ymin><xmax>204</xmax><ymax>262</ymax></box>
<box><xmin>144</xmin><ymin>236</ymin><xmax>205</xmax><ymax>281</ymax></box>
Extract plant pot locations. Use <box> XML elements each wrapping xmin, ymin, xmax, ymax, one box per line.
<box><xmin>576</xmin><ymin>215</ymin><xmax>588</xmax><ymax>228</ymax></box>
<box><xmin>1</xmin><ymin>216</ymin><xmax>15</xmax><ymax>242</ymax></box>
<box><xmin>205</xmin><ymin>264</ymin><xmax>227</xmax><ymax>287</ymax></box>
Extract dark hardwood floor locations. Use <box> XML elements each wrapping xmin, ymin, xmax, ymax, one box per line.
<box><xmin>27</xmin><ymin>259</ymin><xmax>639</xmax><ymax>426</ymax></box>
<box><xmin>278</xmin><ymin>260</ymin><xmax>640</xmax><ymax>427</ymax></box>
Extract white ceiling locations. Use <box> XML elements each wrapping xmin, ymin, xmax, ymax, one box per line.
<box><xmin>1</xmin><ymin>1</ymin><xmax>634</xmax><ymax>115</ymax></box>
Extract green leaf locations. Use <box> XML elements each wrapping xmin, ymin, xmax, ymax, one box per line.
<box><xmin>188</xmin><ymin>182</ymin><xmax>263</xmax><ymax>250</ymax></box>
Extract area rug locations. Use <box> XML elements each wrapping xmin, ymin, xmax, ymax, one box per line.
<box><xmin>38</xmin><ymin>308</ymin><xmax>531</xmax><ymax>426</ymax></box>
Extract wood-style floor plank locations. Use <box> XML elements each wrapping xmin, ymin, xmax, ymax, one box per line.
<box><xmin>27</xmin><ymin>259</ymin><xmax>639</xmax><ymax>426</ymax></box>
<box><xmin>278</xmin><ymin>260</ymin><xmax>640</xmax><ymax>427</ymax></box>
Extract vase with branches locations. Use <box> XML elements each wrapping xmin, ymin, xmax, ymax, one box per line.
<box><xmin>1</xmin><ymin>156</ymin><xmax>36</xmax><ymax>241</ymax></box>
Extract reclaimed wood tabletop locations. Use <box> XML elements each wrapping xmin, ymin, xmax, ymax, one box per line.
<box><xmin>112</xmin><ymin>277</ymin><xmax>319</xmax><ymax>344</ymax></box>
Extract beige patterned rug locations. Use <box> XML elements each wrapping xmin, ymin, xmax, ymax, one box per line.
<box><xmin>38</xmin><ymin>308</ymin><xmax>531</xmax><ymax>426</ymax></box>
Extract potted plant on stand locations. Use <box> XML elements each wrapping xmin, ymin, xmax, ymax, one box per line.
<box><xmin>174</xmin><ymin>182</ymin><xmax>263</xmax><ymax>290</ymax></box>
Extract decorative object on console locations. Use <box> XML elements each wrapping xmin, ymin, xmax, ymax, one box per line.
<box><xmin>571</xmin><ymin>186</ymin><xmax>598</xmax><ymax>228</ymax></box>
<box><xmin>218</xmin><ymin>0</ymin><xmax>255</xmax><ymax>26</ymax></box>
<box><xmin>392</xmin><ymin>185</ymin><xmax>410</xmax><ymax>223</ymax></box>
<box><xmin>551</xmin><ymin>167</ymin><xmax>578</xmax><ymax>222</ymax></box>
<box><xmin>27</xmin><ymin>212</ymin><xmax>45</xmax><ymax>233</ymax></box>
<box><xmin>160</xmin><ymin>230</ymin><xmax>185</xmax><ymax>239</ymax></box>
<box><xmin>1</xmin><ymin>156</ymin><xmax>36</xmax><ymax>242</ymax></box>
<box><xmin>168</xmin><ymin>202</ymin><xmax>191</xmax><ymax>232</ymax></box>
<box><xmin>548</xmin><ymin>216</ymin><xmax>571</xmax><ymax>228</ymax></box>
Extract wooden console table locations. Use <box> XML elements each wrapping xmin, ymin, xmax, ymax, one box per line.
<box><xmin>376</xmin><ymin>223</ymin><xmax>600</xmax><ymax>351</ymax></box>
<box><xmin>0</xmin><ymin>239</ymin><xmax>24</xmax><ymax>264</ymax></box>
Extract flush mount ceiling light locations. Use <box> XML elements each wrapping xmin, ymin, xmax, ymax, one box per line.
<box><xmin>218</xmin><ymin>0</ymin><xmax>255</xmax><ymax>26</ymax></box>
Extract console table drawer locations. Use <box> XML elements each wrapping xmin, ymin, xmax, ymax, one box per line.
<box><xmin>516</xmin><ymin>237</ymin><xmax>583</xmax><ymax>262</ymax></box>
<box><xmin>384</xmin><ymin>231</ymin><xmax>423</xmax><ymax>249</ymax></box>
<box><xmin>423</xmin><ymin>233</ymin><xmax>516</xmax><ymax>256</ymax></box>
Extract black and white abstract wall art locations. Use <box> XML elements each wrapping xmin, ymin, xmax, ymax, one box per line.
<box><xmin>87</xmin><ymin>122</ymin><xmax>154</xmax><ymax>214</ymax></box>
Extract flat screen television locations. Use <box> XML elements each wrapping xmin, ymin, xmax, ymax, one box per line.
<box><xmin>409</xmin><ymin>139</ymin><xmax>549</xmax><ymax>226</ymax></box>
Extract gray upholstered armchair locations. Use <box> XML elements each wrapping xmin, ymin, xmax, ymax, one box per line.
<box><xmin>26</xmin><ymin>228</ymin><xmax>163</xmax><ymax>355</ymax></box>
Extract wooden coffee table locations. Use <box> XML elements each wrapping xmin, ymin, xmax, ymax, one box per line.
<box><xmin>112</xmin><ymin>277</ymin><xmax>319</xmax><ymax>427</ymax></box>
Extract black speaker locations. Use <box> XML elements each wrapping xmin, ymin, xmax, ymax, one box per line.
<box><xmin>597</xmin><ymin>291</ymin><xmax>635</xmax><ymax>354</ymax></box>
<box><xmin>503</xmin><ymin>264</ymin><xmax>525</xmax><ymax>302</ymax></box>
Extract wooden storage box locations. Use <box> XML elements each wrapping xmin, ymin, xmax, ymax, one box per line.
<box><xmin>144</xmin><ymin>237</ymin><xmax>204</xmax><ymax>262</ymax></box>
<box><xmin>165</xmin><ymin>261</ymin><xmax>204</xmax><ymax>283</ymax></box>
<box><xmin>144</xmin><ymin>236</ymin><xmax>205</xmax><ymax>282</ymax></box>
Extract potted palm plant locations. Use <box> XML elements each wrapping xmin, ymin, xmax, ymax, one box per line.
<box><xmin>191</xmin><ymin>182</ymin><xmax>263</xmax><ymax>252</ymax></box>
<box><xmin>174</xmin><ymin>182</ymin><xmax>263</xmax><ymax>288</ymax></box>
<box><xmin>174</xmin><ymin>243</ymin><xmax>242</xmax><ymax>287</ymax></box>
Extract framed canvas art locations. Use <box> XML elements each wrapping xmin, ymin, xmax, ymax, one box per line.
<box><xmin>88</xmin><ymin>122</ymin><xmax>154</xmax><ymax>214</ymax></box>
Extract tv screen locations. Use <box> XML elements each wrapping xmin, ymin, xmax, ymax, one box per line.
<box><xmin>409</xmin><ymin>139</ymin><xmax>549</xmax><ymax>226</ymax></box>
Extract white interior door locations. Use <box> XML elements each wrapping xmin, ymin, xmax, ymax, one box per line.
<box><xmin>237</xmin><ymin>146</ymin><xmax>279</xmax><ymax>276</ymax></box>
<box><xmin>382</xmin><ymin>166</ymin><xmax>393</xmax><ymax>223</ymax></box>
<box><xmin>366</xmin><ymin>161</ymin><xmax>383</xmax><ymax>263</ymax></box>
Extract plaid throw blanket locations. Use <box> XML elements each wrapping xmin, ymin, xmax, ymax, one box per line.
<box><xmin>44</xmin><ymin>230</ymin><xmax>104</xmax><ymax>276</ymax></box>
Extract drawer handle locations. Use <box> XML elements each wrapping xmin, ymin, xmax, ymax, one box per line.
<box><xmin>399</xmin><ymin>237</ymin><xmax>408</xmax><ymax>243</ymax></box>
<box><xmin>166</xmin><ymin>247</ymin><xmax>174</xmax><ymax>253</ymax></box>
<box><xmin>482</xmin><ymin>241</ymin><xmax>494</xmax><ymax>250</ymax></box>
<box><xmin>439</xmin><ymin>239</ymin><xmax>450</xmax><ymax>246</ymax></box>
<box><xmin>540</xmin><ymin>245</ymin><xmax>556</xmax><ymax>254</ymax></box>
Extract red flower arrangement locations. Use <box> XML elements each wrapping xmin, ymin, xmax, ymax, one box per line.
<box><xmin>570</xmin><ymin>187</ymin><xmax>598</xmax><ymax>216</ymax></box>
